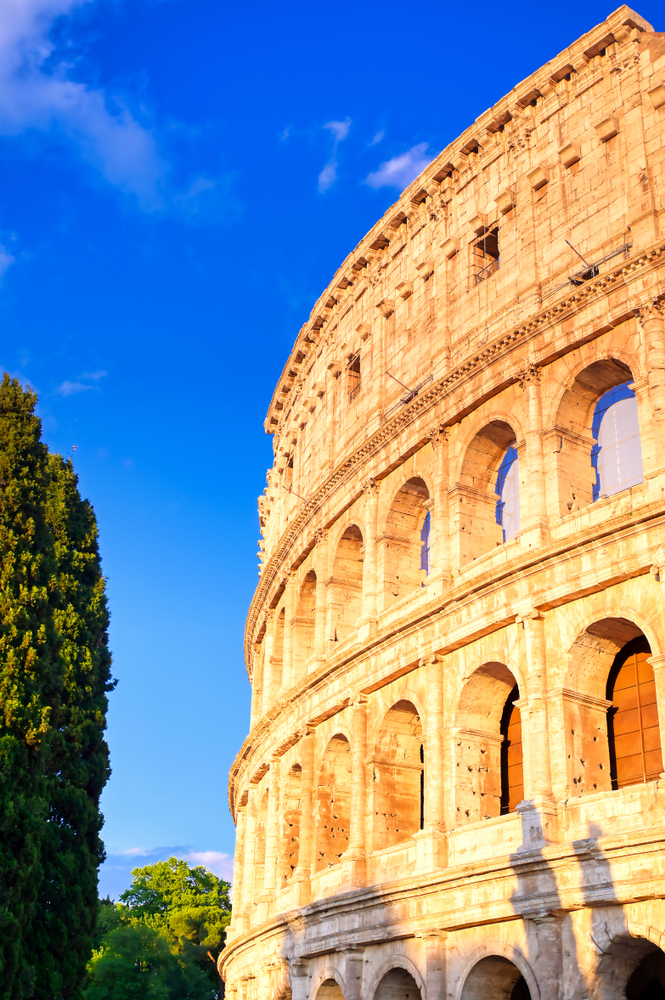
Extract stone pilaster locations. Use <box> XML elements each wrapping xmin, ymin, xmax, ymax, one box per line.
<box><xmin>418</xmin><ymin>653</ymin><xmax>447</xmax><ymax>868</ymax></box>
<box><xmin>241</xmin><ymin>784</ymin><xmax>258</xmax><ymax>918</ymax></box>
<box><xmin>293</xmin><ymin>727</ymin><xmax>315</xmax><ymax>902</ymax></box>
<box><xmin>418</xmin><ymin>932</ymin><xmax>447</xmax><ymax>1000</ymax></box>
<box><xmin>360</xmin><ymin>478</ymin><xmax>379</xmax><ymax>632</ymax></box>
<box><xmin>314</xmin><ymin>530</ymin><xmax>328</xmax><ymax>662</ymax></box>
<box><xmin>343</xmin><ymin>948</ymin><xmax>364</xmax><ymax>1000</ymax></box>
<box><xmin>638</xmin><ymin>300</ymin><xmax>665</xmax><ymax>473</ymax></box>
<box><xmin>282</xmin><ymin>575</ymin><xmax>295</xmax><ymax>691</ymax></box>
<box><xmin>428</xmin><ymin>424</ymin><xmax>450</xmax><ymax>593</ymax></box>
<box><xmin>345</xmin><ymin>695</ymin><xmax>368</xmax><ymax>884</ymax></box>
<box><xmin>261</xmin><ymin>609</ymin><xmax>275</xmax><ymax>715</ymax></box>
<box><xmin>262</xmin><ymin>756</ymin><xmax>281</xmax><ymax>897</ymax></box>
<box><xmin>518</xmin><ymin>364</ymin><xmax>549</xmax><ymax>544</ymax></box>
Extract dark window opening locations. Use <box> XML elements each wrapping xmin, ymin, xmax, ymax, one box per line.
<box><xmin>347</xmin><ymin>353</ymin><xmax>361</xmax><ymax>402</ymax></box>
<box><xmin>473</xmin><ymin>227</ymin><xmax>499</xmax><ymax>285</ymax></box>
<box><xmin>419</xmin><ymin>743</ymin><xmax>425</xmax><ymax>830</ymax></box>
<box><xmin>500</xmin><ymin>685</ymin><xmax>523</xmax><ymax>814</ymax></box>
<box><xmin>420</xmin><ymin>509</ymin><xmax>431</xmax><ymax>577</ymax></box>
<box><xmin>607</xmin><ymin>637</ymin><xmax>663</xmax><ymax>790</ymax></box>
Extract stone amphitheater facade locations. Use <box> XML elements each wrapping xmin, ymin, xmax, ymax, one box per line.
<box><xmin>222</xmin><ymin>8</ymin><xmax>665</xmax><ymax>999</ymax></box>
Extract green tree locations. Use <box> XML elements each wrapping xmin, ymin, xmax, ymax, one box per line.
<box><xmin>85</xmin><ymin>860</ymin><xmax>231</xmax><ymax>1000</ymax></box>
<box><xmin>27</xmin><ymin>454</ymin><xmax>114</xmax><ymax>998</ymax></box>
<box><xmin>0</xmin><ymin>376</ymin><xmax>63</xmax><ymax>999</ymax></box>
<box><xmin>0</xmin><ymin>375</ymin><xmax>113</xmax><ymax>1000</ymax></box>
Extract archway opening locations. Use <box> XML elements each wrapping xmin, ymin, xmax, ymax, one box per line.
<box><xmin>373</xmin><ymin>968</ymin><xmax>421</xmax><ymax>1000</ymax></box>
<box><xmin>383</xmin><ymin>477</ymin><xmax>431</xmax><ymax>608</ymax></box>
<box><xmin>500</xmin><ymin>685</ymin><xmax>524</xmax><ymax>814</ymax></box>
<box><xmin>456</xmin><ymin>420</ymin><xmax>518</xmax><ymax>565</ymax></box>
<box><xmin>460</xmin><ymin>956</ymin><xmax>532</xmax><ymax>1000</ymax></box>
<box><xmin>592</xmin><ymin>382</ymin><xmax>644</xmax><ymax>500</ymax></box>
<box><xmin>331</xmin><ymin>525</ymin><xmax>364</xmax><ymax>641</ymax></box>
<box><xmin>565</xmin><ymin>618</ymin><xmax>661</xmax><ymax>797</ymax></box>
<box><xmin>280</xmin><ymin>763</ymin><xmax>301</xmax><ymax>882</ymax></box>
<box><xmin>607</xmin><ymin>636</ymin><xmax>663</xmax><ymax>790</ymax></box>
<box><xmin>626</xmin><ymin>946</ymin><xmax>665</xmax><ymax>999</ymax></box>
<box><xmin>372</xmin><ymin>700</ymin><xmax>424</xmax><ymax>851</ymax></box>
<box><xmin>554</xmin><ymin>357</ymin><xmax>638</xmax><ymax>515</ymax></box>
<box><xmin>293</xmin><ymin>570</ymin><xmax>316</xmax><ymax>678</ymax></box>
<box><xmin>315</xmin><ymin>735</ymin><xmax>351</xmax><ymax>871</ymax></box>
<box><xmin>316</xmin><ymin>980</ymin><xmax>345</xmax><ymax>1000</ymax></box>
<box><xmin>455</xmin><ymin>662</ymin><xmax>519</xmax><ymax>825</ymax></box>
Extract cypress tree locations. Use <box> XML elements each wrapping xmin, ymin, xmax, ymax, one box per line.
<box><xmin>0</xmin><ymin>376</ymin><xmax>113</xmax><ymax>999</ymax></box>
<box><xmin>0</xmin><ymin>376</ymin><xmax>62</xmax><ymax>999</ymax></box>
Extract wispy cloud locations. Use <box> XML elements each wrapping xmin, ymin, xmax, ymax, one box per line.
<box><xmin>365</xmin><ymin>141</ymin><xmax>433</xmax><ymax>192</ymax></box>
<box><xmin>368</xmin><ymin>129</ymin><xmax>384</xmax><ymax>147</ymax></box>
<box><xmin>99</xmin><ymin>845</ymin><xmax>234</xmax><ymax>900</ymax></box>
<box><xmin>318</xmin><ymin>117</ymin><xmax>351</xmax><ymax>193</ymax></box>
<box><xmin>0</xmin><ymin>1</ymin><xmax>166</xmax><ymax>206</ymax></box>
<box><xmin>0</xmin><ymin>243</ymin><xmax>15</xmax><ymax>281</ymax></box>
<box><xmin>56</xmin><ymin>369</ymin><xmax>107</xmax><ymax>396</ymax></box>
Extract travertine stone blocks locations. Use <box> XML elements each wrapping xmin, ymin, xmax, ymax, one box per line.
<box><xmin>223</xmin><ymin>8</ymin><xmax>665</xmax><ymax>1000</ymax></box>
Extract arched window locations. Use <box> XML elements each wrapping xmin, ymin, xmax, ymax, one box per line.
<box><xmin>372</xmin><ymin>701</ymin><xmax>423</xmax><ymax>851</ymax></box>
<box><xmin>315</xmin><ymin>735</ymin><xmax>351</xmax><ymax>870</ymax></box>
<box><xmin>495</xmin><ymin>445</ymin><xmax>520</xmax><ymax>541</ymax></box>
<box><xmin>420</xmin><ymin>509</ymin><xmax>431</xmax><ymax>576</ymax></box>
<box><xmin>330</xmin><ymin>525</ymin><xmax>364</xmax><ymax>641</ymax></box>
<box><xmin>592</xmin><ymin>382</ymin><xmax>644</xmax><ymax>500</ymax></box>
<box><xmin>500</xmin><ymin>685</ymin><xmax>523</xmax><ymax>813</ymax></box>
<box><xmin>608</xmin><ymin>639</ymin><xmax>663</xmax><ymax>789</ymax></box>
<box><xmin>293</xmin><ymin>570</ymin><xmax>316</xmax><ymax>678</ymax></box>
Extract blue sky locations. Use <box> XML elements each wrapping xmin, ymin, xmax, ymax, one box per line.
<box><xmin>0</xmin><ymin>0</ymin><xmax>659</xmax><ymax>899</ymax></box>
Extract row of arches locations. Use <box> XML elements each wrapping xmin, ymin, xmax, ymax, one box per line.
<box><xmin>260</xmin><ymin>359</ymin><xmax>647</xmax><ymax>709</ymax></box>
<box><xmin>249</xmin><ymin>621</ymin><xmax>663</xmax><ymax>898</ymax></box>
<box><xmin>311</xmin><ymin>941</ymin><xmax>665</xmax><ymax>1000</ymax></box>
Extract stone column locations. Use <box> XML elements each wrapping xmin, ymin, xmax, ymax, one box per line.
<box><xmin>518</xmin><ymin>364</ymin><xmax>549</xmax><ymax>540</ymax></box>
<box><xmin>282</xmin><ymin>576</ymin><xmax>295</xmax><ymax>691</ymax></box>
<box><xmin>262</xmin><ymin>755</ymin><xmax>281</xmax><ymax>898</ymax></box>
<box><xmin>419</xmin><ymin>932</ymin><xmax>447</xmax><ymax>1000</ymax></box>
<box><xmin>344</xmin><ymin>948</ymin><xmax>364</xmax><ymax>1000</ymax></box>
<box><xmin>288</xmin><ymin>961</ymin><xmax>311</xmax><ymax>1000</ymax></box>
<box><xmin>529</xmin><ymin>913</ymin><xmax>565</xmax><ymax>1000</ymax></box>
<box><xmin>241</xmin><ymin>784</ymin><xmax>258</xmax><ymax>917</ymax></box>
<box><xmin>361</xmin><ymin>479</ymin><xmax>379</xmax><ymax>625</ymax></box>
<box><xmin>314</xmin><ymin>530</ymin><xmax>328</xmax><ymax>661</ymax></box>
<box><xmin>346</xmin><ymin>695</ymin><xmax>368</xmax><ymax>884</ymax></box>
<box><xmin>422</xmin><ymin>654</ymin><xmax>445</xmax><ymax>833</ymax></box>
<box><xmin>428</xmin><ymin>424</ymin><xmax>450</xmax><ymax>591</ymax></box>
<box><xmin>294</xmin><ymin>727</ymin><xmax>316</xmax><ymax>887</ymax></box>
<box><xmin>647</xmin><ymin>558</ymin><xmax>665</xmax><ymax>774</ymax></box>
<box><xmin>638</xmin><ymin>301</ymin><xmax>665</xmax><ymax>471</ymax></box>
<box><xmin>249</xmin><ymin>642</ymin><xmax>263</xmax><ymax>729</ymax></box>
<box><xmin>261</xmin><ymin>610</ymin><xmax>275</xmax><ymax>715</ymax></box>
<box><xmin>231</xmin><ymin>804</ymin><xmax>246</xmax><ymax>927</ymax></box>
<box><xmin>517</xmin><ymin>610</ymin><xmax>557</xmax><ymax>846</ymax></box>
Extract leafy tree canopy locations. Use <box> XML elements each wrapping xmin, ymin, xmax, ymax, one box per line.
<box><xmin>120</xmin><ymin>857</ymin><xmax>231</xmax><ymax>920</ymax></box>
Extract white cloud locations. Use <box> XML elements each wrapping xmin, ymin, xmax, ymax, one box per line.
<box><xmin>318</xmin><ymin>117</ymin><xmax>351</xmax><ymax>193</ymax></box>
<box><xmin>368</xmin><ymin>129</ymin><xmax>384</xmax><ymax>147</ymax></box>
<box><xmin>0</xmin><ymin>0</ymin><xmax>165</xmax><ymax>205</ymax></box>
<box><xmin>0</xmin><ymin>243</ymin><xmax>14</xmax><ymax>281</ymax></box>
<box><xmin>99</xmin><ymin>845</ymin><xmax>234</xmax><ymax>900</ymax></box>
<box><xmin>56</xmin><ymin>379</ymin><xmax>96</xmax><ymax>396</ymax></box>
<box><xmin>365</xmin><ymin>142</ymin><xmax>433</xmax><ymax>192</ymax></box>
<box><xmin>186</xmin><ymin>850</ymin><xmax>234</xmax><ymax>879</ymax></box>
<box><xmin>55</xmin><ymin>369</ymin><xmax>106</xmax><ymax>395</ymax></box>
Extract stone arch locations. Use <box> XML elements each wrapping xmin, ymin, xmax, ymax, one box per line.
<box><xmin>369</xmin><ymin>959</ymin><xmax>425</xmax><ymax>1000</ymax></box>
<box><xmin>315</xmin><ymin>734</ymin><xmax>352</xmax><ymax>871</ymax></box>
<box><xmin>381</xmin><ymin>476</ymin><xmax>431</xmax><ymax>609</ymax></box>
<box><xmin>562</xmin><ymin>615</ymin><xmax>662</xmax><ymax>798</ymax></box>
<box><xmin>453</xmin><ymin>419</ymin><xmax>520</xmax><ymax>566</ymax></box>
<box><xmin>311</xmin><ymin>971</ymin><xmax>346</xmax><ymax>1000</ymax></box>
<box><xmin>457</xmin><ymin>944</ymin><xmax>539</xmax><ymax>1000</ymax></box>
<box><xmin>454</xmin><ymin>662</ymin><xmax>522</xmax><ymax>826</ymax></box>
<box><xmin>330</xmin><ymin>524</ymin><xmax>364</xmax><ymax>641</ymax></box>
<box><xmin>280</xmin><ymin>761</ymin><xmax>302</xmax><ymax>883</ymax></box>
<box><xmin>552</xmin><ymin>356</ymin><xmax>640</xmax><ymax>516</ymax></box>
<box><xmin>594</xmin><ymin>929</ymin><xmax>665</xmax><ymax>1000</ymax></box>
<box><xmin>293</xmin><ymin>570</ymin><xmax>316</xmax><ymax>678</ymax></box>
<box><xmin>371</xmin><ymin>700</ymin><xmax>424</xmax><ymax>852</ymax></box>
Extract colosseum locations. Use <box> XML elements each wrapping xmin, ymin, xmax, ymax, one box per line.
<box><xmin>221</xmin><ymin>7</ymin><xmax>665</xmax><ymax>999</ymax></box>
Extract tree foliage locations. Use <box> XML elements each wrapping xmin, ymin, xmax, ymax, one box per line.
<box><xmin>0</xmin><ymin>375</ymin><xmax>113</xmax><ymax>1000</ymax></box>
<box><xmin>85</xmin><ymin>859</ymin><xmax>232</xmax><ymax>1000</ymax></box>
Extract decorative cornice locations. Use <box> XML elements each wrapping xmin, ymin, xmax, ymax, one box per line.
<box><xmin>245</xmin><ymin>241</ymin><xmax>665</xmax><ymax>674</ymax></box>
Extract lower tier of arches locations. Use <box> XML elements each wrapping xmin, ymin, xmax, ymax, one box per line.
<box><xmin>222</xmin><ymin>895</ymin><xmax>665</xmax><ymax>1000</ymax></box>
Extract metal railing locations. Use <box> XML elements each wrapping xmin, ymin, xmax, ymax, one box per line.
<box><xmin>473</xmin><ymin>257</ymin><xmax>500</xmax><ymax>285</ymax></box>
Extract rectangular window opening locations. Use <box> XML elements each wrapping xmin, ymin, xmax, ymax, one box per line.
<box><xmin>473</xmin><ymin>227</ymin><xmax>500</xmax><ymax>285</ymax></box>
<box><xmin>347</xmin><ymin>352</ymin><xmax>361</xmax><ymax>402</ymax></box>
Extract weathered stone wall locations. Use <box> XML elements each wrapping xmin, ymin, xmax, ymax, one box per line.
<box><xmin>224</xmin><ymin>7</ymin><xmax>665</xmax><ymax>999</ymax></box>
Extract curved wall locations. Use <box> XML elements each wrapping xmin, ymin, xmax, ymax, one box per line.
<box><xmin>223</xmin><ymin>8</ymin><xmax>665</xmax><ymax>1000</ymax></box>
